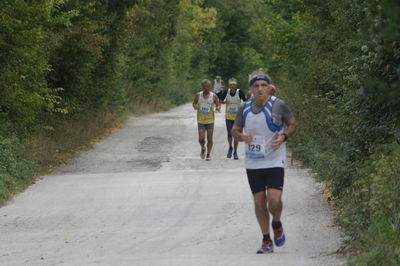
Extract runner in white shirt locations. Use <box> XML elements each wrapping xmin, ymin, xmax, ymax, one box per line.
<box><xmin>232</xmin><ymin>69</ymin><xmax>297</xmax><ymax>254</ymax></box>
<box><xmin>213</xmin><ymin>75</ymin><xmax>225</xmax><ymax>101</ymax></box>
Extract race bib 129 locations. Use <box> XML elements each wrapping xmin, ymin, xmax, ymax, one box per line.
<box><xmin>245</xmin><ymin>135</ymin><xmax>265</xmax><ymax>159</ymax></box>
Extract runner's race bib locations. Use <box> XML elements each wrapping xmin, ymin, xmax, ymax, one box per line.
<box><xmin>200</xmin><ymin>103</ymin><xmax>211</xmax><ymax>114</ymax></box>
<box><xmin>245</xmin><ymin>135</ymin><xmax>266</xmax><ymax>159</ymax></box>
<box><xmin>228</xmin><ymin>104</ymin><xmax>238</xmax><ymax>114</ymax></box>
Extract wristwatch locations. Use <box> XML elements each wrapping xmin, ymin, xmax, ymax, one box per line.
<box><xmin>282</xmin><ymin>133</ymin><xmax>289</xmax><ymax>141</ymax></box>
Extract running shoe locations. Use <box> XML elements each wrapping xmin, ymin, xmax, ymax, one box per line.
<box><xmin>227</xmin><ymin>147</ymin><xmax>233</xmax><ymax>158</ymax></box>
<box><xmin>200</xmin><ymin>148</ymin><xmax>206</xmax><ymax>159</ymax></box>
<box><xmin>206</xmin><ymin>154</ymin><xmax>211</xmax><ymax>161</ymax></box>
<box><xmin>256</xmin><ymin>239</ymin><xmax>274</xmax><ymax>254</ymax></box>
<box><xmin>233</xmin><ymin>151</ymin><xmax>239</xmax><ymax>160</ymax></box>
<box><xmin>273</xmin><ymin>226</ymin><xmax>286</xmax><ymax>247</ymax></box>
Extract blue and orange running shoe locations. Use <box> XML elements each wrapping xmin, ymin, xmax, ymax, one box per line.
<box><xmin>273</xmin><ymin>226</ymin><xmax>286</xmax><ymax>247</ymax></box>
<box><xmin>256</xmin><ymin>239</ymin><xmax>274</xmax><ymax>254</ymax></box>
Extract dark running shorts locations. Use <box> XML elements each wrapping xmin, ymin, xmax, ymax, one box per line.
<box><xmin>225</xmin><ymin>119</ymin><xmax>235</xmax><ymax>138</ymax></box>
<box><xmin>246</xmin><ymin>167</ymin><xmax>284</xmax><ymax>194</ymax></box>
<box><xmin>198</xmin><ymin>123</ymin><xmax>214</xmax><ymax>130</ymax></box>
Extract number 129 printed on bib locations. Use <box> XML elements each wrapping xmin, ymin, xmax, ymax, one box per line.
<box><xmin>245</xmin><ymin>135</ymin><xmax>265</xmax><ymax>159</ymax></box>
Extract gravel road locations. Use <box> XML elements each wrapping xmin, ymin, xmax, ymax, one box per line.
<box><xmin>0</xmin><ymin>103</ymin><xmax>344</xmax><ymax>265</ymax></box>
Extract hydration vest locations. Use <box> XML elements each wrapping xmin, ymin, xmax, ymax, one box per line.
<box><xmin>243</xmin><ymin>96</ymin><xmax>283</xmax><ymax>132</ymax></box>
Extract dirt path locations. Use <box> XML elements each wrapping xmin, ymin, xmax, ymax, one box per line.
<box><xmin>0</xmin><ymin>104</ymin><xmax>343</xmax><ymax>265</ymax></box>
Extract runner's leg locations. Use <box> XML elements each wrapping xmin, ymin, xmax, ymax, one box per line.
<box><xmin>198</xmin><ymin>129</ymin><xmax>206</xmax><ymax>148</ymax></box>
<box><xmin>206</xmin><ymin>128</ymin><xmax>213</xmax><ymax>155</ymax></box>
<box><xmin>233</xmin><ymin>136</ymin><xmax>239</xmax><ymax>159</ymax></box>
<box><xmin>198</xmin><ymin>129</ymin><xmax>206</xmax><ymax>159</ymax></box>
<box><xmin>265</xmin><ymin>168</ymin><xmax>284</xmax><ymax>221</ymax></box>
<box><xmin>226</xmin><ymin>120</ymin><xmax>234</xmax><ymax>147</ymax></box>
<box><xmin>267</xmin><ymin>188</ymin><xmax>285</xmax><ymax>247</ymax></box>
<box><xmin>253</xmin><ymin>191</ymin><xmax>270</xmax><ymax>235</ymax></box>
<box><xmin>267</xmin><ymin>188</ymin><xmax>283</xmax><ymax>222</ymax></box>
<box><xmin>226</xmin><ymin>120</ymin><xmax>234</xmax><ymax>158</ymax></box>
<box><xmin>233</xmin><ymin>137</ymin><xmax>239</xmax><ymax>152</ymax></box>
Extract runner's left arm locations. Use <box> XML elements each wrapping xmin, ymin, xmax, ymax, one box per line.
<box><xmin>271</xmin><ymin>102</ymin><xmax>297</xmax><ymax>149</ymax></box>
<box><xmin>271</xmin><ymin>117</ymin><xmax>296</xmax><ymax>150</ymax></box>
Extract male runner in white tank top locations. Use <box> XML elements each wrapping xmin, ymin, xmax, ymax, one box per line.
<box><xmin>232</xmin><ymin>69</ymin><xmax>297</xmax><ymax>254</ymax></box>
<box><xmin>213</xmin><ymin>75</ymin><xmax>225</xmax><ymax>100</ymax></box>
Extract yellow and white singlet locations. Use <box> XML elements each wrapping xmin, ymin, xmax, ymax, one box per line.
<box><xmin>225</xmin><ymin>88</ymin><xmax>241</xmax><ymax>121</ymax></box>
<box><xmin>197</xmin><ymin>91</ymin><xmax>215</xmax><ymax>124</ymax></box>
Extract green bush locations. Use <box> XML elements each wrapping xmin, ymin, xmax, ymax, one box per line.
<box><xmin>336</xmin><ymin>143</ymin><xmax>400</xmax><ymax>265</ymax></box>
<box><xmin>0</xmin><ymin>138</ymin><xmax>36</xmax><ymax>204</ymax></box>
<box><xmin>350</xmin><ymin>217</ymin><xmax>400</xmax><ymax>266</ymax></box>
<box><xmin>367</xmin><ymin>144</ymin><xmax>400</xmax><ymax>224</ymax></box>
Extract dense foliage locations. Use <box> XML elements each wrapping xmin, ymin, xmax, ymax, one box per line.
<box><xmin>0</xmin><ymin>0</ymin><xmax>219</xmax><ymax>201</ymax></box>
<box><xmin>0</xmin><ymin>0</ymin><xmax>399</xmax><ymax>263</ymax></box>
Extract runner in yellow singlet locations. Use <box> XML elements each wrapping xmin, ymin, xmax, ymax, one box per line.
<box><xmin>192</xmin><ymin>79</ymin><xmax>221</xmax><ymax>161</ymax></box>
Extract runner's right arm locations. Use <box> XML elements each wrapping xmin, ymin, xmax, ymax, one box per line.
<box><xmin>232</xmin><ymin>104</ymin><xmax>253</xmax><ymax>143</ymax></box>
<box><xmin>192</xmin><ymin>93</ymin><xmax>199</xmax><ymax>110</ymax></box>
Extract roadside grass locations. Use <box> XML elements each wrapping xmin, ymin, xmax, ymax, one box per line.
<box><xmin>128</xmin><ymin>98</ymin><xmax>171</xmax><ymax>116</ymax></box>
<box><xmin>24</xmin><ymin>109</ymin><xmax>125</xmax><ymax>174</ymax></box>
<box><xmin>349</xmin><ymin>217</ymin><xmax>400</xmax><ymax>266</ymax></box>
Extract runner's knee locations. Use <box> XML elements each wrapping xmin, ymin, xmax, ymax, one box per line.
<box><xmin>198</xmin><ymin>137</ymin><xmax>205</xmax><ymax>144</ymax></box>
<box><xmin>253</xmin><ymin>193</ymin><xmax>267</xmax><ymax>210</ymax></box>
<box><xmin>267</xmin><ymin>197</ymin><xmax>282</xmax><ymax>212</ymax></box>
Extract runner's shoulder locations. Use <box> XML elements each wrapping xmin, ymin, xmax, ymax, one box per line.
<box><xmin>272</xmin><ymin>96</ymin><xmax>289</xmax><ymax>107</ymax></box>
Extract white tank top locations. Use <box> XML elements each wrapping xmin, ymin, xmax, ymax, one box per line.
<box><xmin>225</xmin><ymin>89</ymin><xmax>241</xmax><ymax>120</ymax></box>
<box><xmin>243</xmin><ymin>102</ymin><xmax>286</xmax><ymax>169</ymax></box>
<box><xmin>197</xmin><ymin>91</ymin><xmax>215</xmax><ymax>124</ymax></box>
<box><xmin>213</xmin><ymin>80</ymin><xmax>223</xmax><ymax>93</ymax></box>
